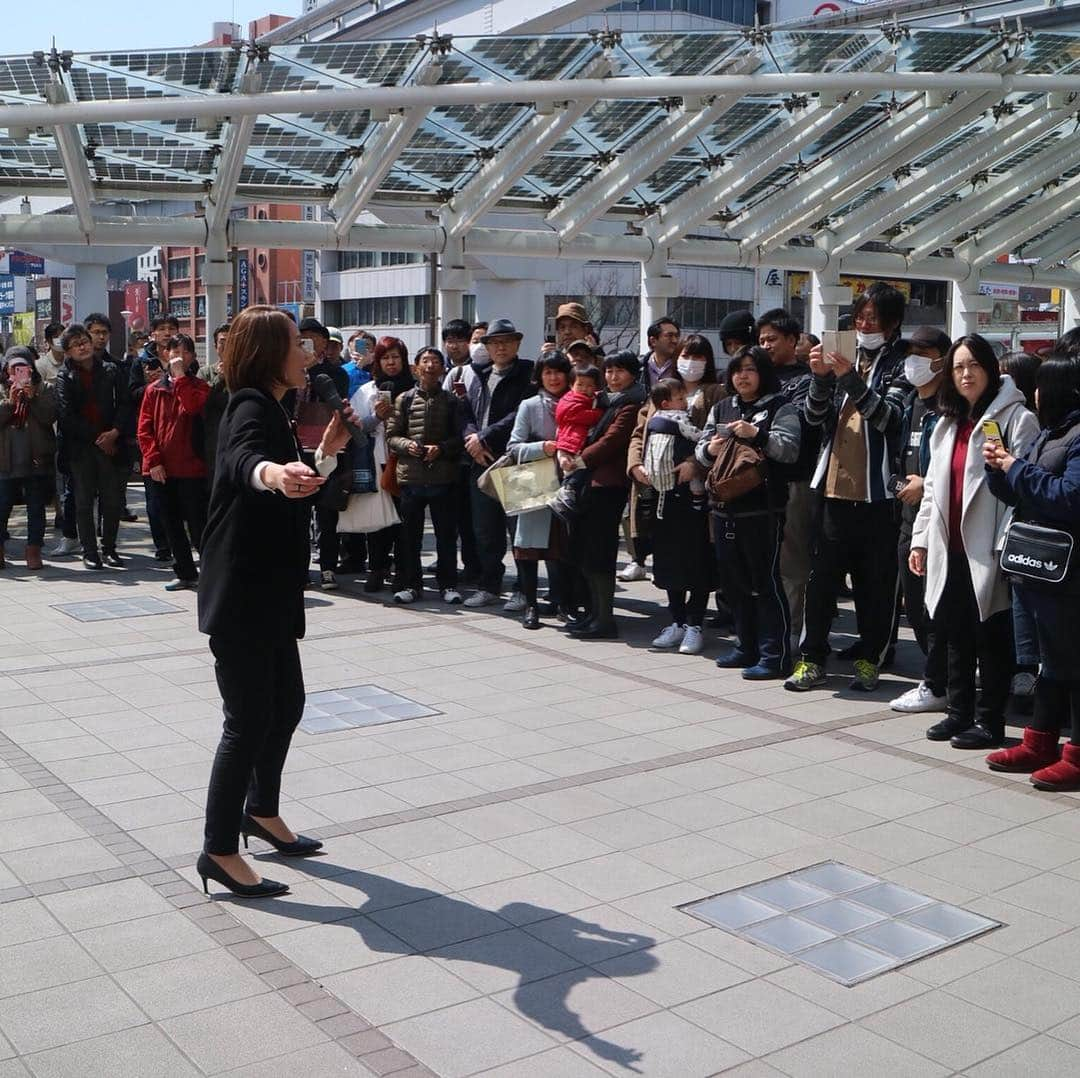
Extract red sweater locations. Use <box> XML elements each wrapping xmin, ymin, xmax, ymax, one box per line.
<box><xmin>137</xmin><ymin>375</ymin><xmax>210</xmax><ymax>479</ymax></box>
<box><xmin>948</xmin><ymin>418</ymin><xmax>973</xmax><ymax>552</ymax></box>
<box><xmin>555</xmin><ymin>391</ymin><xmax>604</xmax><ymax>454</ymax></box>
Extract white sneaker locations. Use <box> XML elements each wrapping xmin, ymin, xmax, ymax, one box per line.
<box><xmin>618</xmin><ymin>561</ymin><xmax>647</xmax><ymax>582</ymax></box>
<box><xmin>49</xmin><ymin>537</ymin><xmax>81</xmax><ymax>556</ymax></box>
<box><xmin>1011</xmin><ymin>671</ymin><xmax>1037</xmax><ymax>698</ymax></box>
<box><xmin>503</xmin><ymin>591</ymin><xmax>527</xmax><ymax>613</ymax></box>
<box><xmin>442</xmin><ymin>588</ymin><xmax>463</xmax><ymax>605</ymax></box>
<box><xmin>652</xmin><ymin>623</ymin><xmax>686</xmax><ymax>649</ymax></box>
<box><xmin>320</xmin><ymin>570</ymin><xmax>338</xmax><ymax>591</ymax></box>
<box><xmin>679</xmin><ymin>626</ymin><xmax>705</xmax><ymax>655</ymax></box>
<box><xmin>393</xmin><ymin>588</ymin><xmax>418</xmax><ymax>604</ymax></box>
<box><xmin>464</xmin><ymin>590</ymin><xmax>498</xmax><ymax>608</ymax></box>
<box><xmin>890</xmin><ymin>682</ymin><xmax>947</xmax><ymax>714</ymax></box>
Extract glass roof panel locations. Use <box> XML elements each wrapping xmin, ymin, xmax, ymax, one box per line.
<box><xmin>0</xmin><ymin>27</ymin><xmax>1074</xmax><ymax>243</ymax></box>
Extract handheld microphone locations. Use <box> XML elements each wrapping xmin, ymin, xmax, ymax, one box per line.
<box><xmin>311</xmin><ymin>372</ymin><xmax>369</xmax><ymax>448</ymax></box>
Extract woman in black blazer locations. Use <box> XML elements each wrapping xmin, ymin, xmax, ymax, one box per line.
<box><xmin>197</xmin><ymin>306</ymin><xmax>352</xmax><ymax>898</ymax></box>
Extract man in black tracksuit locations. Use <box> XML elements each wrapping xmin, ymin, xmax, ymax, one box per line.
<box><xmin>786</xmin><ymin>283</ymin><xmax>911</xmax><ymax>694</ymax></box>
<box><xmin>457</xmin><ymin>318</ymin><xmax>536</xmax><ymax>605</ymax></box>
<box><xmin>890</xmin><ymin>325</ymin><xmax>951</xmax><ymax>715</ymax></box>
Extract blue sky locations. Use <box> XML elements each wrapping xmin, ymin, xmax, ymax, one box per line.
<box><xmin>7</xmin><ymin>3</ymin><xmax>289</xmax><ymax>55</ymax></box>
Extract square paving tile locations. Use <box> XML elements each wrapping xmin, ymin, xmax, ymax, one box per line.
<box><xmin>53</xmin><ymin>598</ymin><xmax>183</xmax><ymax>622</ymax></box>
<box><xmin>299</xmin><ymin>684</ymin><xmax>439</xmax><ymax>734</ymax></box>
<box><xmin>681</xmin><ymin>861</ymin><xmax>1000</xmax><ymax>986</ymax></box>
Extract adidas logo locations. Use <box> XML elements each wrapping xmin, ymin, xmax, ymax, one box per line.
<box><xmin>1006</xmin><ymin>552</ymin><xmax>1058</xmax><ymax>572</ymax></box>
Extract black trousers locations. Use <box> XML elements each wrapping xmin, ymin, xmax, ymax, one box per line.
<box><xmin>160</xmin><ymin>477</ymin><xmax>207</xmax><ymax>582</ymax></box>
<box><xmin>932</xmin><ymin>553</ymin><xmax>1013</xmax><ymax>730</ymax></box>
<box><xmin>203</xmin><ymin>633</ymin><xmax>305</xmax><ymax>855</ymax></box>
<box><xmin>455</xmin><ymin>467</ymin><xmax>479</xmax><ymax>577</ymax></box>
<box><xmin>518</xmin><ymin>559</ymin><xmax>569</xmax><ymax>607</ymax></box>
<box><xmin>714</xmin><ymin>511</ymin><xmax>792</xmax><ymax>670</ymax></box>
<box><xmin>898</xmin><ymin>537</ymin><xmax>947</xmax><ymax>697</ymax></box>
<box><xmin>469</xmin><ymin>464</ymin><xmax>516</xmax><ymax>594</ymax></box>
<box><xmin>316</xmin><ymin>500</ymin><xmax>341</xmax><ymax>573</ymax></box>
<box><xmin>398</xmin><ymin>483</ymin><xmax>458</xmax><ymax>592</ymax></box>
<box><xmin>801</xmin><ymin>498</ymin><xmax>900</xmax><ymax>667</ymax></box>
<box><xmin>667</xmin><ymin>588</ymin><xmax>709</xmax><ymax>629</ymax></box>
<box><xmin>368</xmin><ymin>513</ymin><xmax>402</xmax><ymax>586</ymax></box>
<box><xmin>68</xmin><ymin>447</ymin><xmax>126</xmax><ymax>558</ymax></box>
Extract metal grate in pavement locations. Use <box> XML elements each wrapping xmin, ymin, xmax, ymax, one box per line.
<box><xmin>299</xmin><ymin>683</ymin><xmax>439</xmax><ymax>734</ymax></box>
<box><xmin>53</xmin><ymin>597</ymin><xmax>184</xmax><ymax>621</ymax></box>
<box><xmin>681</xmin><ymin>861</ymin><xmax>1000</xmax><ymax>986</ymax></box>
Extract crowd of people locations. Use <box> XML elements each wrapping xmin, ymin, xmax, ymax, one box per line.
<box><xmin>3</xmin><ymin>286</ymin><xmax>1080</xmax><ymax>793</ymax></box>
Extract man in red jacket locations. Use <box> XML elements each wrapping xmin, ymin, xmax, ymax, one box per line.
<box><xmin>137</xmin><ymin>334</ymin><xmax>210</xmax><ymax>590</ymax></box>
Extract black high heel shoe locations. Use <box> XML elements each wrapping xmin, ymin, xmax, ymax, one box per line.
<box><xmin>196</xmin><ymin>853</ymin><xmax>289</xmax><ymax>899</ymax></box>
<box><xmin>241</xmin><ymin>814</ymin><xmax>324</xmax><ymax>857</ymax></box>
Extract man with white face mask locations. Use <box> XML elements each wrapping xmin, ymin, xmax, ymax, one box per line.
<box><xmin>889</xmin><ymin>325</ymin><xmax>951</xmax><ymax>715</ymax></box>
<box><xmin>786</xmin><ymin>283</ymin><xmax>911</xmax><ymax>694</ymax></box>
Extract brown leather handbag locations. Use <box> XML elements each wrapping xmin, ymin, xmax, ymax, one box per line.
<box><xmin>706</xmin><ymin>436</ymin><xmax>767</xmax><ymax>504</ymax></box>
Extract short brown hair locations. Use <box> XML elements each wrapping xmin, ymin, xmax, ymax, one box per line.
<box><xmin>220</xmin><ymin>306</ymin><xmax>293</xmax><ymax>393</ymax></box>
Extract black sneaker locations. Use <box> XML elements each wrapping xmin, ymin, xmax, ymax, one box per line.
<box><xmin>154</xmin><ymin>548</ymin><xmax>172</xmax><ymax>562</ymax></box>
<box><xmin>83</xmin><ymin>554</ymin><xmax>104</xmax><ymax>570</ymax></box>
<box><xmin>102</xmin><ymin>551</ymin><xmax>123</xmax><ymax>568</ymax></box>
<box><xmin>120</xmin><ymin>509</ymin><xmax>138</xmax><ymax>523</ymax></box>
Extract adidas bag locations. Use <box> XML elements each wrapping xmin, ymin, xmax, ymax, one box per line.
<box><xmin>1000</xmin><ymin>520</ymin><xmax>1074</xmax><ymax>590</ymax></box>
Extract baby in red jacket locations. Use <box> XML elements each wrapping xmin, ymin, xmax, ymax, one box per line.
<box><xmin>549</xmin><ymin>366</ymin><xmax>606</xmax><ymax>523</ymax></box>
<box><xmin>554</xmin><ymin>367</ymin><xmax>605</xmax><ymax>472</ymax></box>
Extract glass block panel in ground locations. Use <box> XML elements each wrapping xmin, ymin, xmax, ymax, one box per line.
<box><xmin>681</xmin><ymin>861</ymin><xmax>1000</xmax><ymax>986</ymax></box>
<box><xmin>300</xmin><ymin>684</ymin><xmax>439</xmax><ymax>734</ymax></box>
<box><xmin>53</xmin><ymin>597</ymin><xmax>183</xmax><ymax>622</ymax></box>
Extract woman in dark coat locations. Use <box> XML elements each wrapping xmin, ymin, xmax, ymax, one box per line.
<box><xmin>567</xmin><ymin>351</ymin><xmax>647</xmax><ymax>640</ymax></box>
<box><xmin>197</xmin><ymin>306</ymin><xmax>353</xmax><ymax>898</ymax></box>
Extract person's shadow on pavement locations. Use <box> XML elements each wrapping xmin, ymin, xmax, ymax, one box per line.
<box><xmin>250</xmin><ymin>863</ymin><xmax>657</xmax><ymax>1070</ymax></box>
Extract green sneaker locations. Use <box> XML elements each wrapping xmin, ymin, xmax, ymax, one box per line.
<box><xmin>851</xmin><ymin>659</ymin><xmax>880</xmax><ymax>692</ymax></box>
<box><xmin>784</xmin><ymin>660</ymin><xmax>826</xmax><ymax>692</ymax></box>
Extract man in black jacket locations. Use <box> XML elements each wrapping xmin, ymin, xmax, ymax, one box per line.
<box><xmin>457</xmin><ymin>318</ymin><xmax>536</xmax><ymax>607</ymax></box>
<box><xmin>55</xmin><ymin>324</ymin><xmax>131</xmax><ymax>570</ymax></box>
<box><xmin>757</xmin><ymin>308</ymin><xmax>819</xmax><ymax>648</ymax></box>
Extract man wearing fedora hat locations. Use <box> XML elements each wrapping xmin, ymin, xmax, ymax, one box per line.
<box><xmin>457</xmin><ymin>318</ymin><xmax>537</xmax><ymax>608</ymax></box>
<box><xmin>542</xmin><ymin>302</ymin><xmax>594</xmax><ymax>355</ymax></box>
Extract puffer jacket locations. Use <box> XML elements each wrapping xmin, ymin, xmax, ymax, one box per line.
<box><xmin>55</xmin><ymin>356</ymin><xmax>130</xmax><ymax>455</ymax></box>
<box><xmin>386</xmin><ymin>385</ymin><xmax>465</xmax><ymax>485</ymax></box>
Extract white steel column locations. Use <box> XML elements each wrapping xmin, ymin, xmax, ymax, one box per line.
<box><xmin>1063</xmin><ymin>288</ymin><xmax>1080</xmax><ymax>335</ymax></box>
<box><xmin>948</xmin><ymin>278</ymin><xmax>994</xmax><ymax>339</ymax></box>
<box><xmin>204</xmin><ymin>229</ymin><xmax>230</xmax><ymax>361</ymax></box>
<box><xmin>436</xmin><ymin>234</ymin><xmax>470</xmax><ymax>332</ymax></box>
<box><xmin>639</xmin><ymin>252</ymin><xmax>679</xmax><ymax>350</ymax></box>
<box><xmin>808</xmin><ymin>238</ymin><xmax>847</xmax><ymax>337</ymax></box>
<box><xmin>74</xmin><ymin>263</ymin><xmax>108</xmax><ymax>321</ymax></box>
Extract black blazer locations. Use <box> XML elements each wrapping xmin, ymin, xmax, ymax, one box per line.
<box><xmin>197</xmin><ymin>388</ymin><xmax>312</xmax><ymax>641</ymax></box>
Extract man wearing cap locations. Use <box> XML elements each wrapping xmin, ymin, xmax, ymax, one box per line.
<box><xmin>548</xmin><ymin>302</ymin><xmax>594</xmax><ymax>355</ymax></box>
<box><xmin>325</xmin><ymin>327</ymin><xmax>345</xmax><ymax>367</ymax></box>
<box><xmin>890</xmin><ymin>325</ymin><xmax>951</xmax><ymax>718</ymax></box>
<box><xmin>639</xmin><ymin>317</ymin><xmax>681</xmax><ymax>391</ymax></box>
<box><xmin>458</xmin><ymin>318</ymin><xmax>536</xmax><ymax>607</ymax></box>
<box><xmin>718</xmin><ymin>310</ymin><xmax>756</xmax><ymax>356</ymax></box>
<box><xmin>566</xmin><ymin>339</ymin><xmax>601</xmax><ymax>371</ymax></box>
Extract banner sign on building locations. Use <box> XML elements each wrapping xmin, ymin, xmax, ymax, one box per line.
<box><xmin>0</xmin><ymin>274</ymin><xmax>15</xmax><ymax>316</ymax></box>
<box><xmin>11</xmin><ymin>312</ymin><xmax>35</xmax><ymax>345</ymax></box>
<box><xmin>302</xmin><ymin>205</ymin><xmax>317</xmax><ymax>303</ymax></box>
<box><xmin>35</xmin><ymin>299</ymin><xmax>52</xmax><ymax>321</ymax></box>
<box><xmin>788</xmin><ymin>273</ymin><xmax>912</xmax><ymax>302</ymax></box>
<box><xmin>59</xmin><ymin>278</ymin><xmax>76</xmax><ymax>324</ymax></box>
<box><xmin>123</xmin><ymin>281</ymin><xmax>149</xmax><ymax>332</ymax></box>
<box><xmin>979</xmin><ymin>282</ymin><xmax>1020</xmax><ymax>300</ymax></box>
<box><xmin>237</xmin><ymin>256</ymin><xmax>250</xmax><ymax>312</ymax></box>
<box><xmin>8</xmin><ymin>251</ymin><xmax>45</xmax><ymax>276</ymax></box>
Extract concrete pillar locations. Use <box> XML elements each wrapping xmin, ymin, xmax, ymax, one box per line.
<box><xmin>639</xmin><ymin>253</ymin><xmax>679</xmax><ymax>349</ymax></box>
<box><xmin>73</xmin><ymin>263</ymin><xmax>108</xmax><ymax>321</ymax></box>
<box><xmin>808</xmin><ymin>269</ymin><xmax>848</xmax><ymax>337</ymax></box>
<box><xmin>473</xmin><ymin>278</ymin><xmax>545</xmax><ymax>359</ymax></box>
<box><xmin>204</xmin><ymin>230</ymin><xmax>230</xmax><ymax>363</ymax></box>
<box><xmin>948</xmin><ymin>280</ymin><xmax>994</xmax><ymax>341</ymax></box>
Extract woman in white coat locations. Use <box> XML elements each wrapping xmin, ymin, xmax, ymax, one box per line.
<box><xmin>911</xmin><ymin>334</ymin><xmax>1039</xmax><ymax>750</ymax></box>
<box><xmin>506</xmin><ymin>351</ymin><xmax>573</xmax><ymax>630</ymax></box>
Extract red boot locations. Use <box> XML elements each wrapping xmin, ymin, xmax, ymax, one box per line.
<box><xmin>1032</xmin><ymin>743</ymin><xmax>1080</xmax><ymax>791</ymax></box>
<box><xmin>987</xmin><ymin>728</ymin><xmax>1061</xmax><ymax>773</ymax></box>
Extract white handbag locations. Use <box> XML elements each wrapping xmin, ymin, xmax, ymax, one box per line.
<box><xmin>336</xmin><ymin>490</ymin><xmax>400</xmax><ymax>534</ymax></box>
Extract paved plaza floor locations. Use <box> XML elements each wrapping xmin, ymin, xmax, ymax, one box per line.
<box><xmin>1</xmin><ymin>502</ymin><xmax>1079</xmax><ymax>1077</ymax></box>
